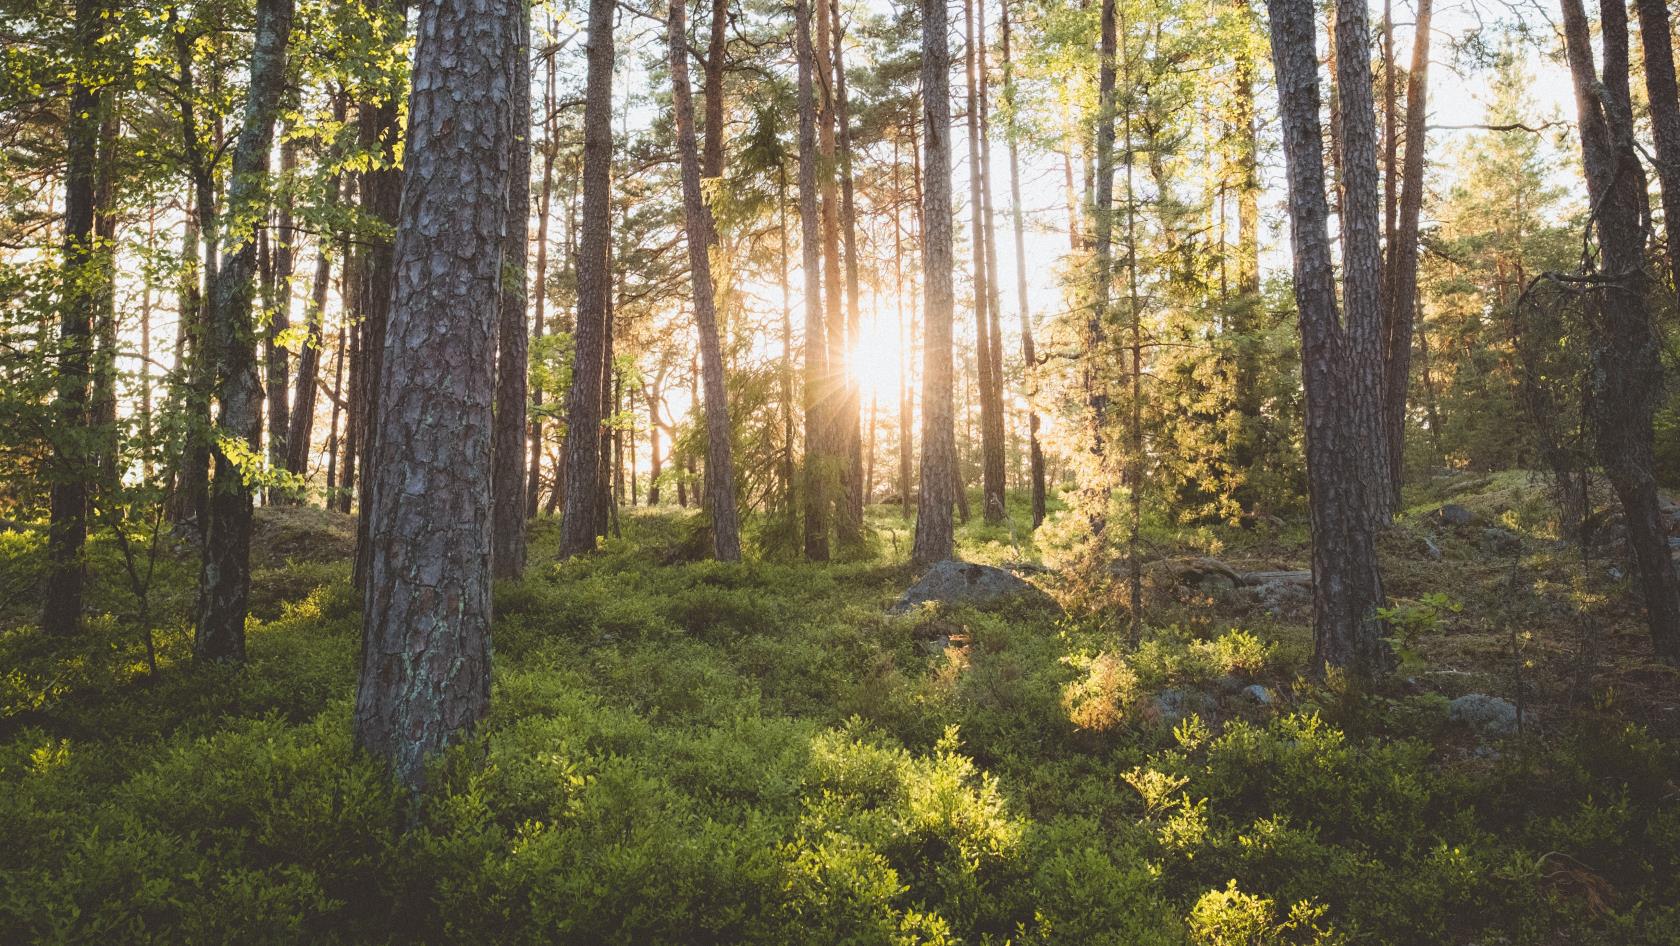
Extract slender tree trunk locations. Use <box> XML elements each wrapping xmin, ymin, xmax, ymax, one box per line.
<box><xmin>963</xmin><ymin>0</ymin><xmax>1005</xmax><ymax>524</ymax></box>
<box><xmin>352</xmin><ymin>0</ymin><xmax>517</xmax><ymax>790</ymax></box>
<box><xmin>42</xmin><ymin>0</ymin><xmax>107</xmax><ymax>636</ymax></box>
<box><xmin>796</xmin><ymin>0</ymin><xmax>830</xmax><ymax>560</ymax></box>
<box><xmin>351</xmin><ymin>0</ymin><xmax>409</xmax><ymax>590</ymax></box>
<box><xmin>1230</xmin><ymin>0</ymin><xmax>1262</xmax><ymax>513</ymax></box>
<box><xmin>833</xmin><ymin>1</ymin><xmax>865</xmax><ymax>542</ymax></box>
<box><xmin>528</xmin><ymin>28</ymin><xmax>557</xmax><ymax>518</ymax></box>
<box><xmin>266</xmin><ymin>135</ymin><xmax>297</xmax><ymax>492</ymax></box>
<box><xmin>1000</xmin><ymin>0</ymin><xmax>1043</xmax><ymax>527</ymax></box>
<box><xmin>779</xmin><ymin>167</ymin><xmax>796</xmax><ymax>521</ymax></box>
<box><xmin>1559</xmin><ymin>0</ymin><xmax>1680</xmax><ymax>661</ymax></box>
<box><xmin>1379</xmin><ymin>0</ymin><xmax>1432</xmax><ymax>504</ymax></box>
<box><xmin>559</xmin><ymin>0</ymin><xmax>616</xmax><ymax>558</ymax></box>
<box><xmin>1119</xmin><ymin>3</ymin><xmax>1143</xmax><ymax>633</ymax></box>
<box><xmin>813</xmin><ymin>0</ymin><xmax>851</xmax><ymax>548</ymax></box>
<box><xmin>1267</xmin><ymin>0</ymin><xmax>1392</xmax><ymax>677</ymax></box>
<box><xmin>894</xmin><ymin>142</ymin><xmax>914</xmax><ymax>521</ymax></box>
<box><xmin>285</xmin><ymin>231</ymin><xmax>331</xmax><ymax>475</ymax></box>
<box><xmin>912</xmin><ymin>0</ymin><xmax>956</xmax><ymax>565</ymax></box>
<box><xmin>1085</xmin><ymin>0</ymin><xmax>1118</xmax><ymax>537</ymax></box>
<box><xmin>196</xmin><ymin>0</ymin><xmax>295</xmax><ymax>662</ymax></box>
<box><xmin>492</xmin><ymin>6</ymin><xmax>532</xmax><ymax>579</ymax></box>
<box><xmin>669</xmin><ymin>0</ymin><xmax>742</xmax><ymax>560</ymax></box>
<box><xmin>326</xmin><ymin>320</ymin><xmax>346</xmax><ymax>493</ymax></box>
<box><xmin>1634</xmin><ymin>0</ymin><xmax>1680</xmax><ymax>294</ymax></box>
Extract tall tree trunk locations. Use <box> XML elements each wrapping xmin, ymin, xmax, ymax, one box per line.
<box><xmin>977</xmin><ymin>0</ymin><xmax>1009</xmax><ymax>527</ymax></box>
<box><xmin>1379</xmin><ymin>0</ymin><xmax>1432</xmax><ymax>505</ymax></box>
<box><xmin>352</xmin><ymin>0</ymin><xmax>517</xmax><ymax>790</ymax></box>
<box><xmin>814</xmin><ymin>0</ymin><xmax>851</xmax><ymax>548</ymax></box>
<box><xmin>912</xmin><ymin>0</ymin><xmax>956</xmax><ymax>565</ymax></box>
<box><xmin>894</xmin><ymin>140</ymin><xmax>914</xmax><ymax>521</ymax></box>
<box><xmin>285</xmin><ymin>230</ymin><xmax>331</xmax><ymax>475</ymax></box>
<box><xmin>1119</xmin><ymin>3</ymin><xmax>1144</xmax><ymax>633</ymax></box>
<box><xmin>492</xmin><ymin>6</ymin><xmax>532</xmax><ymax>579</ymax></box>
<box><xmin>171</xmin><ymin>12</ymin><xmax>219</xmax><ymax>537</ymax></box>
<box><xmin>351</xmin><ymin>0</ymin><xmax>409</xmax><ymax>591</ymax></box>
<box><xmin>779</xmin><ymin>166</ymin><xmax>796</xmax><ymax>521</ymax></box>
<box><xmin>796</xmin><ymin>0</ymin><xmax>830</xmax><ymax>561</ymax></box>
<box><xmin>1000</xmin><ymin>0</ymin><xmax>1043</xmax><ymax>527</ymax></box>
<box><xmin>196</xmin><ymin>0</ymin><xmax>295</xmax><ymax>662</ymax></box>
<box><xmin>559</xmin><ymin>0</ymin><xmax>616</xmax><ymax>558</ymax></box>
<box><xmin>833</xmin><ymin>0</ymin><xmax>865</xmax><ymax>542</ymax></box>
<box><xmin>266</xmin><ymin>135</ymin><xmax>297</xmax><ymax>492</ymax></box>
<box><xmin>1559</xmin><ymin>0</ymin><xmax>1680</xmax><ymax>661</ymax></box>
<box><xmin>527</xmin><ymin>28</ymin><xmax>558</xmax><ymax>518</ymax></box>
<box><xmin>1266</xmin><ymin>0</ymin><xmax>1393</xmax><ymax>677</ymax></box>
<box><xmin>964</xmin><ymin>0</ymin><xmax>1005</xmax><ymax>524</ymax></box>
<box><xmin>42</xmin><ymin>0</ymin><xmax>107</xmax><ymax>636</ymax></box>
<box><xmin>670</xmin><ymin>0</ymin><xmax>743</xmax><ymax>560</ymax></box>
<box><xmin>1085</xmin><ymin>0</ymin><xmax>1117</xmax><ymax>537</ymax></box>
<box><xmin>1634</xmin><ymin>0</ymin><xmax>1680</xmax><ymax>294</ymax></box>
<box><xmin>1333</xmin><ymin>0</ymin><xmax>1393</xmax><ymax>526</ymax></box>
<box><xmin>326</xmin><ymin>320</ymin><xmax>346</xmax><ymax>493</ymax></box>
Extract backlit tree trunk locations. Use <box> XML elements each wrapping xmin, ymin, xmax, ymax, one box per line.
<box><xmin>833</xmin><ymin>1</ymin><xmax>865</xmax><ymax>541</ymax></box>
<box><xmin>1634</xmin><ymin>0</ymin><xmax>1680</xmax><ymax>294</ymax></box>
<box><xmin>912</xmin><ymin>0</ymin><xmax>956</xmax><ymax>565</ymax></box>
<box><xmin>1001</xmin><ymin>0</ymin><xmax>1044</xmax><ymax>527</ymax></box>
<box><xmin>796</xmin><ymin>0</ymin><xmax>830</xmax><ymax>561</ymax></box>
<box><xmin>266</xmin><ymin>136</ymin><xmax>297</xmax><ymax>494</ymax></box>
<box><xmin>352</xmin><ymin>0</ymin><xmax>518</xmax><ymax>789</ymax></box>
<box><xmin>670</xmin><ymin>0</ymin><xmax>742</xmax><ymax>561</ymax></box>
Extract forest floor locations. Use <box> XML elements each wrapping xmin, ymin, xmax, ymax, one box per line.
<box><xmin>1</xmin><ymin>473</ymin><xmax>1677</xmax><ymax>945</ymax></box>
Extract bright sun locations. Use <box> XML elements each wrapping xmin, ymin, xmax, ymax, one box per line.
<box><xmin>847</xmin><ymin>309</ymin><xmax>905</xmax><ymax>404</ymax></box>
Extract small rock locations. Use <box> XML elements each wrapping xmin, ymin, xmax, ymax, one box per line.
<box><xmin>1215</xmin><ymin>674</ymin><xmax>1246</xmax><ymax>694</ymax></box>
<box><xmin>1249</xmin><ymin>576</ymin><xmax>1312</xmax><ymax>618</ymax></box>
<box><xmin>1430</xmin><ymin>504</ymin><xmax>1477</xmax><ymax>527</ymax></box>
<box><xmin>1449</xmin><ymin>693</ymin><xmax>1519</xmax><ymax>739</ymax></box>
<box><xmin>1240</xmin><ymin>684</ymin><xmax>1275</xmax><ymax>706</ymax></box>
<box><xmin>890</xmin><ymin>560</ymin><xmax>1054</xmax><ymax>615</ymax></box>
<box><xmin>1147</xmin><ymin>688</ymin><xmax>1217</xmax><ymax>728</ymax></box>
<box><xmin>1480</xmin><ymin>527</ymin><xmax>1522</xmax><ymax>554</ymax></box>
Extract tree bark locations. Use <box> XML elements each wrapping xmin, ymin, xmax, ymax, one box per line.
<box><xmin>352</xmin><ymin>0</ymin><xmax>518</xmax><ymax>789</ymax></box>
<box><xmin>1559</xmin><ymin>0</ymin><xmax>1680</xmax><ymax>661</ymax></box>
<box><xmin>1379</xmin><ymin>0</ymin><xmax>1431</xmax><ymax>505</ymax></box>
<box><xmin>196</xmin><ymin>0</ymin><xmax>295</xmax><ymax>662</ymax></box>
<box><xmin>266</xmin><ymin>135</ymin><xmax>297</xmax><ymax>492</ymax></box>
<box><xmin>1000</xmin><ymin>0</ymin><xmax>1043</xmax><ymax>527</ymax></box>
<box><xmin>964</xmin><ymin>0</ymin><xmax>1006</xmax><ymax>524</ymax></box>
<box><xmin>796</xmin><ymin>0</ymin><xmax>830</xmax><ymax>561</ymax></box>
<box><xmin>527</xmin><ymin>29</ymin><xmax>558</xmax><ymax>518</ymax></box>
<box><xmin>833</xmin><ymin>0</ymin><xmax>865</xmax><ymax>542</ymax></box>
<box><xmin>1085</xmin><ymin>0</ymin><xmax>1117</xmax><ymax>537</ymax></box>
<box><xmin>285</xmin><ymin>230</ymin><xmax>331</xmax><ymax>476</ymax></box>
<box><xmin>41</xmin><ymin>0</ymin><xmax>107</xmax><ymax>636</ymax></box>
<box><xmin>558</xmin><ymin>0</ymin><xmax>616</xmax><ymax>558</ymax></box>
<box><xmin>492</xmin><ymin>6</ymin><xmax>532</xmax><ymax>579</ymax></box>
<box><xmin>1333</xmin><ymin>0</ymin><xmax>1393</xmax><ymax>526</ymax></box>
<box><xmin>351</xmin><ymin>0</ymin><xmax>409</xmax><ymax>591</ymax></box>
<box><xmin>912</xmin><ymin>0</ymin><xmax>956</xmax><ymax>565</ymax></box>
<box><xmin>1266</xmin><ymin>0</ymin><xmax>1393</xmax><ymax>677</ymax></box>
<box><xmin>670</xmin><ymin>0</ymin><xmax>743</xmax><ymax>560</ymax></box>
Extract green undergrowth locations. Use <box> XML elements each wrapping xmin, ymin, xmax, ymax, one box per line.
<box><xmin>1</xmin><ymin>502</ymin><xmax>1676</xmax><ymax>944</ymax></box>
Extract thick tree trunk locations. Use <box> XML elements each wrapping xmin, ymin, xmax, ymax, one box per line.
<box><xmin>912</xmin><ymin>0</ymin><xmax>956</xmax><ymax>565</ymax></box>
<box><xmin>558</xmin><ymin>0</ymin><xmax>616</xmax><ymax>558</ymax></box>
<box><xmin>1379</xmin><ymin>0</ymin><xmax>1431</xmax><ymax>508</ymax></box>
<box><xmin>41</xmin><ymin>0</ymin><xmax>107</xmax><ymax>636</ymax></box>
<box><xmin>1559</xmin><ymin>0</ymin><xmax>1680</xmax><ymax>661</ymax></box>
<box><xmin>1634</xmin><ymin>0</ymin><xmax>1680</xmax><ymax>294</ymax></box>
<box><xmin>796</xmin><ymin>0</ymin><xmax>830</xmax><ymax>561</ymax></box>
<box><xmin>670</xmin><ymin>0</ymin><xmax>742</xmax><ymax>561</ymax></box>
<box><xmin>196</xmin><ymin>0</ymin><xmax>294</xmax><ymax>662</ymax></box>
<box><xmin>1267</xmin><ymin>0</ymin><xmax>1393</xmax><ymax>677</ymax></box>
<box><xmin>352</xmin><ymin>0</ymin><xmax>517</xmax><ymax>789</ymax></box>
<box><xmin>492</xmin><ymin>6</ymin><xmax>532</xmax><ymax>579</ymax></box>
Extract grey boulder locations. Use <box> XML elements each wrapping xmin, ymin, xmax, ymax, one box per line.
<box><xmin>890</xmin><ymin>560</ymin><xmax>1053</xmax><ymax>614</ymax></box>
